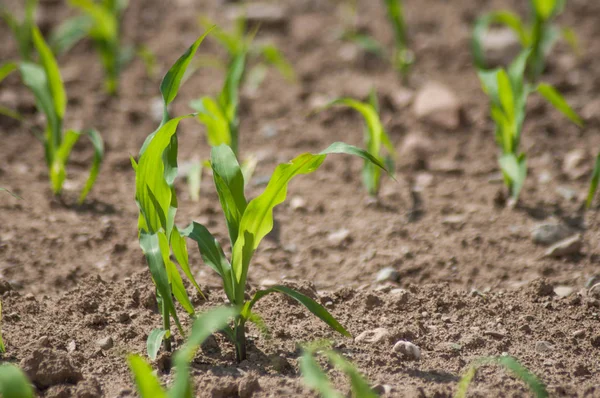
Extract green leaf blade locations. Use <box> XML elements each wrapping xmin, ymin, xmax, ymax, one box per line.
<box><xmin>536</xmin><ymin>83</ymin><xmax>583</xmax><ymax>127</ymax></box>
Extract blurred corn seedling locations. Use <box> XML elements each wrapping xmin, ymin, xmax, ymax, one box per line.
<box><xmin>51</xmin><ymin>0</ymin><xmax>130</xmax><ymax>95</ymax></box>
<box><xmin>319</xmin><ymin>92</ymin><xmax>396</xmax><ymax>196</ymax></box>
<box><xmin>190</xmin><ymin>17</ymin><xmax>295</xmax><ymax>158</ymax></box>
<box><xmin>300</xmin><ymin>341</ymin><xmax>378</xmax><ymax>398</ymax></box>
<box><xmin>382</xmin><ymin>0</ymin><xmax>413</xmax><ymax>79</ymax></box>
<box><xmin>455</xmin><ymin>355</ymin><xmax>548</xmax><ymax>398</ymax></box>
<box><xmin>0</xmin><ymin>0</ymin><xmax>37</xmax><ymax>61</ymax></box>
<box><xmin>472</xmin><ymin>0</ymin><xmax>577</xmax><ymax>82</ymax></box>
<box><xmin>478</xmin><ymin>50</ymin><xmax>581</xmax><ymax>202</ymax></box>
<box><xmin>0</xmin><ymin>27</ymin><xmax>104</xmax><ymax>203</ymax></box>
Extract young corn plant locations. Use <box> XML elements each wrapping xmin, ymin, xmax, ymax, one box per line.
<box><xmin>128</xmin><ymin>307</ymin><xmax>236</xmax><ymax>397</ymax></box>
<box><xmin>455</xmin><ymin>356</ymin><xmax>548</xmax><ymax>398</ymax></box>
<box><xmin>586</xmin><ymin>152</ymin><xmax>600</xmax><ymax>209</ymax></box>
<box><xmin>51</xmin><ymin>0</ymin><xmax>129</xmax><ymax>95</ymax></box>
<box><xmin>478</xmin><ymin>50</ymin><xmax>581</xmax><ymax>201</ymax></box>
<box><xmin>382</xmin><ymin>0</ymin><xmax>413</xmax><ymax>79</ymax></box>
<box><xmin>0</xmin><ymin>27</ymin><xmax>104</xmax><ymax>203</ymax></box>
<box><xmin>319</xmin><ymin>92</ymin><xmax>396</xmax><ymax>196</ymax></box>
<box><xmin>190</xmin><ymin>17</ymin><xmax>295</xmax><ymax>158</ymax></box>
<box><xmin>472</xmin><ymin>0</ymin><xmax>576</xmax><ymax>82</ymax></box>
<box><xmin>0</xmin><ymin>0</ymin><xmax>37</xmax><ymax>61</ymax></box>
<box><xmin>0</xmin><ymin>364</ymin><xmax>34</xmax><ymax>398</ymax></box>
<box><xmin>300</xmin><ymin>341</ymin><xmax>378</xmax><ymax>398</ymax></box>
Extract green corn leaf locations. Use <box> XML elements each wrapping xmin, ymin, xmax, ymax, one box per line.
<box><xmin>199</xmin><ymin>16</ymin><xmax>239</xmax><ymax>55</ymax></box>
<box><xmin>507</xmin><ymin>50</ymin><xmax>529</xmax><ymax>92</ymax></box>
<box><xmin>191</xmin><ymin>96</ymin><xmax>231</xmax><ymax>147</ymax></box>
<box><xmin>561</xmin><ymin>27</ymin><xmax>580</xmax><ymax>56</ymax></box>
<box><xmin>51</xmin><ymin>15</ymin><xmax>92</xmax><ymax>54</ymax></box>
<box><xmin>0</xmin><ymin>106</ymin><xmax>22</xmax><ymax>122</ymax></box>
<box><xmin>586</xmin><ymin>152</ymin><xmax>600</xmax><ymax>209</ymax></box>
<box><xmin>0</xmin><ymin>188</ymin><xmax>22</xmax><ymax>200</ymax></box>
<box><xmin>243</xmin><ymin>286</ymin><xmax>351</xmax><ymax>338</ymax></box>
<box><xmin>19</xmin><ymin>62</ymin><xmax>60</xmax><ymax>152</ymax></box>
<box><xmin>478</xmin><ymin>69</ymin><xmax>501</xmax><ymax>107</ymax></box>
<box><xmin>69</xmin><ymin>0</ymin><xmax>116</xmax><ymax>40</ymax></box>
<box><xmin>472</xmin><ymin>11</ymin><xmax>528</xmax><ymax>69</ymax></box>
<box><xmin>259</xmin><ymin>44</ymin><xmax>296</xmax><ymax>82</ymax></box>
<box><xmin>170</xmin><ymin>226</ymin><xmax>203</xmax><ymax>296</ymax></box>
<box><xmin>32</xmin><ymin>26</ymin><xmax>66</xmax><ymax>121</ymax></box>
<box><xmin>535</xmin><ymin>83</ymin><xmax>583</xmax><ymax>127</ymax></box>
<box><xmin>300</xmin><ymin>352</ymin><xmax>343</xmax><ymax>398</ymax></box>
<box><xmin>168</xmin><ymin>306</ymin><xmax>237</xmax><ymax>398</ymax></box>
<box><xmin>325</xmin><ymin>350</ymin><xmax>378</xmax><ymax>398</ymax></box>
<box><xmin>497</xmin><ymin>70</ymin><xmax>514</xmax><ymax>122</ymax></box>
<box><xmin>158</xmin><ymin>231</ymin><xmax>194</xmax><ymax>315</ymax></box>
<box><xmin>127</xmin><ymin>355</ymin><xmax>167</xmax><ymax>398</ymax></box>
<box><xmin>160</xmin><ymin>30</ymin><xmax>212</xmax><ymax>112</ymax></box>
<box><xmin>454</xmin><ymin>356</ymin><xmax>548</xmax><ymax>398</ymax></box>
<box><xmin>146</xmin><ymin>328</ymin><xmax>167</xmax><ymax>361</ymax></box>
<box><xmin>231</xmin><ymin>142</ymin><xmax>387</xmax><ymax>289</ymax></box>
<box><xmin>499</xmin><ymin>153</ymin><xmax>527</xmax><ymax>200</ymax></box>
<box><xmin>0</xmin><ymin>364</ymin><xmax>34</xmax><ymax>398</ymax></box>
<box><xmin>136</xmin><ymin>115</ymin><xmax>191</xmax><ymax>233</ymax></box>
<box><xmin>139</xmin><ymin>232</ymin><xmax>182</xmax><ymax>334</ymax></box>
<box><xmin>181</xmin><ymin>222</ymin><xmax>235</xmax><ymax>303</ymax></box>
<box><xmin>533</xmin><ymin>0</ymin><xmax>557</xmax><ymax>21</ymax></box>
<box><xmin>78</xmin><ymin>129</ymin><xmax>104</xmax><ymax>203</ymax></box>
<box><xmin>51</xmin><ymin>129</ymin><xmax>81</xmax><ymax>194</ymax></box>
<box><xmin>342</xmin><ymin>32</ymin><xmax>386</xmax><ymax>57</ymax></box>
<box><xmin>210</xmin><ymin>144</ymin><xmax>247</xmax><ymax>245</ymax></box>
<box><xmin>220</xmin><ymin>52</ymin><xmax>245</xmax><ymax>122</ymax></box>
<box><xmin>0</xmin><ymin>62</ymin><xmax>18</xmax><ymax>83</ymax></box>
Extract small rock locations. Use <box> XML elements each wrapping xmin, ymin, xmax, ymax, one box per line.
<box><xmin>376</xmin><ymin>267</ymin><xmax>399</xmax><ymax>283</ymax></box>
<box><xmin>554</xmin><ymin>286</ymin><xmax>574</xmax><ymax>297</ymax></box>
<box><xmin>150</xmin><ymin>97</ymin><xmax>165</xmax><ymax>123</ymax></box>
<box><xmin>413</xmin><ymin>82</ymin><xmax>461</xmax><ymax>129</ymax></box>
<box><xmin>414</xmin><ymin>173</ymin><xmax>434</xmax><ymax>191</ymax></box>
<box><xmin>327</xmin><ymin>229</ymin><xmax>352</xmax><ymax>247</ymax></box>
<box><xmin>355</xmin><ymin>328</ymin><xmax>391</xmax><ymax>344</ymax></box>
<box><xmin>386</xmin><ymin>87</ymin><xmax>414</xmax><ymax>110</ymax></box>
<box><xmin>67</xmin><ymin>341</ymin><xmax>77</xmax><ymax>353</ymax></box>
<box><xmin>269</xmin><ymin>355</ymin><xmax>292</xmax><ymax>373</ymax></box>
<box><xmin>21</xmin><ymin>349</ymin><xmax>82</xmax><ymax>388</ymax></box>
<box><xmin>563</xmin><ymin>149</ymin><xmax>588</xmax><ymax>180</ymax></box>
<box><xmin>400</xmin><ymin>133</ymin><xmax>433</xmax><ymax>169</ymax></box>
<box><xmin>96</xmin><ymin>337</ymin><xmax>113</xmax><ymax>350</ymax></box>
<box><xmin>392</xmin><ymin>340</ymin><xmax>421</xmax><ymax>360</ymax></box>
<box><xmin>372</xmin><ymin>384</ymin><xmax>393</xmax><ymax>395</ymax></box>
<box><xmin>259</xmin><ymin>279</ymin><xmax>278</xmax><ymax>288</ymax></box>
<box><xmin>590</xmin><ymin>335</ymin><xmax>600</xmax><ymax>347</ymax></box>
<box><xmin>364</xmin><ymin>293</ymin><xmax>383</xmax><ymax>309</ymax></box>
<box><xmin>555</xmin><ymin>186</ymin><xmax>578</xmax><ymax>201</ymax></box>
<box><xmin>535</xmin><ymin>341</ymin><xmax>553</xmax><ymax>353</ymax></box>
<box><xmin>480</xmin><ymin>28</ymin><xmax>521</xmax><ymax>66</ymax></box>
<box><xmin>589</xmin><ymin>284</ymin><xmax>600</xmax><ymax>299</ymax></box>
<box><xmin>572</xmin><ymin>329</ymin><xmax>585</xmax><ymax>338</ymax></box>
<box><xmin>531</xmin><ymin>279</ymin><xmax>555</xmax><ymax>297</ymax></box>
<box><xmin>289</xmin><ymin>196</ymin><xmax>307</xmax><ymax>211</ymax></box>
<box><xmin>442</xmin><ymin>214</ymin><xmax>466</xmax><ymax>226</ymax></box>
<box><xmin>531</xmin><ymin>222</ymin><xmax>574</xmax><ymax>246</ymax></box>
<box><xmin>543</xmin><ymin>234</ymin><xmax>583</xmax><ymax>258</ymax></box>
<box><xmin>238</xmin><ymin>375</ymin><xmax>260</xmax><ymax>398</ymax></box>
<box><xmin>483</xmin><ymin>330</ymin><xmax>506</xmax><ymax>339</ymax></box>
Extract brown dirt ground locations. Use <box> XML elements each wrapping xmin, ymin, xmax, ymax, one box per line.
<box><xmin>1</xmin><ymin>0</ymin><xmax>600</xmax><ymax>396</ymax></box>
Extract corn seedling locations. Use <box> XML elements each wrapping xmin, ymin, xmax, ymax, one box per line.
<box><xmin>190</xmin><ymin>17</ymin><xmax>295</xmax><ymax>158</ymax></box>
<box><xmin>586</xmin><ymin>152</ymin><xmax>600</xmax><ymax>209</ymax></box>
<box><xmin>133</xmin><ymin>32</ymin><xmax>213</xmax><ymax>353</ymax></box>
<box><xmin>382</xmin><ymin>0</ymin><xmax>413</xmax><ymax>79</ymax></box>
<box><xmin>300</xmin><ymin>341</ymin><xmax>378</xmax><ymax>398</ymax></box>
<box><xmin>51</xmin><ymin>0</ymin><xmax>129</xmax><ymax>95</ymax></box>
<box><xmin>455</xmin><ymin>355</ymin><xmax>548</xmax><ymax>398</ymax></box>
<box><xmin>128</xmin><ymin>307</ymin><xmax>236</xmax><ymax>397</ymax></box>
<box><xmin>472</xmin><ymin>0</ymin><xmax>577</xmax><ymax>82</ymax></box>
<box><xmin>319</xmin><ymin>92</ymin><xmax>396</xmax><ymax>196</ymax></box>
<box><xmin>0</xmin><ymin>364</ymin><xmax>34</xmax><ymax>398</ymax></box>
<box><xmin>0</xmin><ymin>27</ymin><xmax>104</xmax><ymax>203</ymax></box>
<box><xmin>1</xmin><ymin>0</ymin><xmax>37</xmax><ymax>61</ymax></box>
<box><xmin>478</xmin><ymin>50</ymin><xmax>581</xmax><ymax>201</ymax></box>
